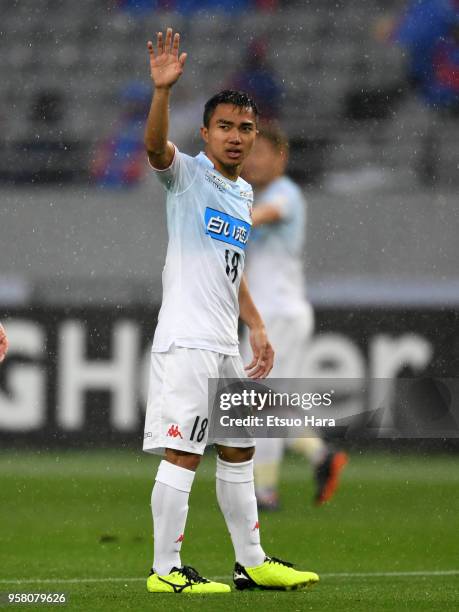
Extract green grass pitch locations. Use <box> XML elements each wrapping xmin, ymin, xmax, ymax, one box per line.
<box><xmin>0</xmin><ymin>449</ymin><xmax>458</xmax><ymax>611</ymax></box>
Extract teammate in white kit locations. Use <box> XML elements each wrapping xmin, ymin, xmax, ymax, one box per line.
<box><xmin>142</xmin><ymin>29</ymin><xmax>319</xmax><ymax>594</ymax></box>
<box><xmin>242</xmin><ymin>124</ymin><xmax>348</xmax><ymax>510</ymax></box>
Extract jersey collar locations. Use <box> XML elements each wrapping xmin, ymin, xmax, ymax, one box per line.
<box><xmin>196</xmin><ymin>151</ymin><xmax>245</xmax><ymax>188</ymax></box>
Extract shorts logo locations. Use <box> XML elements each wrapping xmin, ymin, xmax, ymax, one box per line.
<box><xmin>175</xmin><ymin>533</ymin><xmax>184</xmax><ymax>543</ymax></box>
<box><xmin>205</xmin><ymin>207</ymin><xmax>251</xmax><ymax>250</ymax></box>
<box><xmin>166</xmin><ymin>424</ymin><xmax>183</xmax><ymax>439</ymax></box>
<box><xmin>252</xmin><ymin>521</ymin><xmax>260</xmax><ymax>531</ymax></box>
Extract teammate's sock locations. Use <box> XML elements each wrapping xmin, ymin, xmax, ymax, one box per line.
<box><xmin>254</xmin><ymin>463</ymin><xmax>280</xmax><ymax>493</ymax></box>
<box><xmin>288</xmin><ymin>437</ymin><xmax>328</xmax><ymax>467</ymax></box>
<box><xmin>151</xmin><ymin>460</ymin><xmax>195</xmax><ymax>576</ymax></box>
<box><xmin>216</xmin><ymin>457</ymin><xmax>265</xmax><ymax>567</ymax></box>
<box><xmin>253</xmin><ymin>437</ymin><xmax>284</xmax><ymax>494</ymax></box>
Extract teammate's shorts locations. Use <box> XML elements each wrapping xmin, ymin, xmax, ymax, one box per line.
<box><xmin>143</xmin><ymin>344</ymin><xmax>255</xmax><ymax>455</ymax></box>
<box><xmin>240</xmin><ymin>306</ymin><xmax>314</xmax><ymax>379</ymax></box>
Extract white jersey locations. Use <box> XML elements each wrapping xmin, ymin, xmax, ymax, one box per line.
<box><xmin>151</xmin><ymin>147</ymin><xmax>253</xmax><ymax>355</ymax></box>
<box><xmin>245</xmin><ymin>176</ymin><xmax>308</xmax><ymax>319</ymax></box>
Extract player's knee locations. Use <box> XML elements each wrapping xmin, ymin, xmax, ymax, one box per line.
<box><xmin>165</xmin><ymin>448</ymin><xmax>201</xmax><ymax>471</ymax></box>
<box><xmin>216</xmin><ymin>445</ymin><xmax>255</xmax><ymax>463</ymax></box>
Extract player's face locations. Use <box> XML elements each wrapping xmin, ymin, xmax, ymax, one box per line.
<box><xmin>242</xmin><ymin>136</ymin><xmax>286</xmax><ymax>189</ymax></box>
<box><xmin>200</xmin><ymin>104</ymin><xmax>257</xmax><ymax>179</ymax></box>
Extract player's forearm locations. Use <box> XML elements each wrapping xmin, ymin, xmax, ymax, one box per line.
<box><xmin>251</xmin><ymin>205</ymin><xmax>283</xmax><ymax>227</ymax></box>
<box><xmin>239</xmin><ymin>276</ymin><xmax>265</xmax><ymax>331</ymax></box>
<box><xmin>144</xmin><ymin>87</ymin><xmax>172</xmax><ymax>156</ymax></box>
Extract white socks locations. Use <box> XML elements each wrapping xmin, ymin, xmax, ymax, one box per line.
<box><xmin>253</xmin><ymin>438</ymin><xmax>285</xmax><ymax>493</ymax></box>
<box><xmin>216</xmin><ymin>457</ymin><xmax>265</xmax><ymax>568</ymax></box>
<box><xmin>151</xmin><ymin>460</ymin><xmax>195</xmax><ymax>576</ymax></box>
<box><xmin>253</xmin><ymin>437</ymin><xmax>329</xmax><ymax>495</ymax></box>
<box><xmin>287</xmin><ymin>436</ymin><xmax>328</xmax><ymax>466</ymax></box>
<box><xmin>152</xmin><ymin>457</ymin><xmax>266</xmax><ymax>574</ymax></box>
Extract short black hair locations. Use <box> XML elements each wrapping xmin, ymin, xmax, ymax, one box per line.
<box><xmin>203</xmin><ymin>90</ymin><xmax>259</xmax><ymax>128</ymax></box>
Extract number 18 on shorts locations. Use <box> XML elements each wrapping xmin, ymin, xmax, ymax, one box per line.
<box><xmin>143</xmin><ymin>344</ymin><xmax>254</xmax><ymax>455</ymax></box>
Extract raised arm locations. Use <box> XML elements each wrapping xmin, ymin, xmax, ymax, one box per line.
<box><xmin>145</xmin><ymin>28</ymin><xmax>187</xmax><ymax>169</ymax></box>
<box><xmin>239</xmin><ymin>276</ymin><xmax>274</xmax><ymax>379</ymax></box>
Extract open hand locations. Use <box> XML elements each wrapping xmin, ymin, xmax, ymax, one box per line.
<box><xmin>0</xmin><ymin>324</ymin><xmax>8</xmax><ymax>363</ymax></box>
<box><xmin>245</xmin><ymin>326</ymin><xmax>274</xmax><ymax>379</ymax></box>
<box><xmin>147</xmin><ymin>28</ymin><xmax>187</xmax><ymax>89</ymax></box>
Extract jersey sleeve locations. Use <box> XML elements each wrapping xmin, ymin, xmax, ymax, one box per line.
<box><xmin>259</xmin><ymin>183</ymin><xmax>297</xmax><ymax>220</ymax></box>
<box><xmin>148</xmin><ymin>145</ymin><xmax>197</xmax><ymax>194</ymax></box>
<box><xmin>263</xmin><ymin>194</ymin><xmax>292</xmax><ymax>219</ymax></box>
<box><xmin>260</xmin><ymin>189</ymin><xmax>293</xmax><ymax>220</ymax></box>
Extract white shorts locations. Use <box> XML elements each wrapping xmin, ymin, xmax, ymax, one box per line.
<box><xmin>143</xmin><ymin>344</ymin><xmax>255</xmax><ymax>455</ymax></box>
<box><xmin>240</xmin><ymin>306</ymin><xmax>314</xmax><ymax>379</ymax></box>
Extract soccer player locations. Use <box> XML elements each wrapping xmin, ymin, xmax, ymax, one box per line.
<box><xmin>142</xmin><ymin>29</ymin><xmax>319</xmax><ymax>594</ymax></box>
<box><xmin>0</xmin><ymin>323</ymin><xmax>8</xmax><ymax>363</ymax></box>
<box><xmin>242</xmin><ymin>125</ymin><xmax>348</xmax><ymax>510</ymax></box>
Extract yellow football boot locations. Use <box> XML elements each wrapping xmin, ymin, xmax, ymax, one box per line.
<box><xmin>147</xmin><ymin>565</ymin><xmax>230</xmax><ymax>594</ymax></box>
<box><xmin>233</xmin><ymin>556</ymin><xmax>319</xmax><ymax>591</ymax></box>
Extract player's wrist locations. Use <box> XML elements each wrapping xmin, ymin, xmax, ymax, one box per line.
<box><xmin>153</xmin><ymin>83</ymin><xmax>173</xmax><ymax>92</ymax></box>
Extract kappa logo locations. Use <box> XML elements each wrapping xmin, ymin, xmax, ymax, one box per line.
<box><xmin>166</xmin><ymin>424</ymin><xmax>183</xmax><ymax>439</ymax></box>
